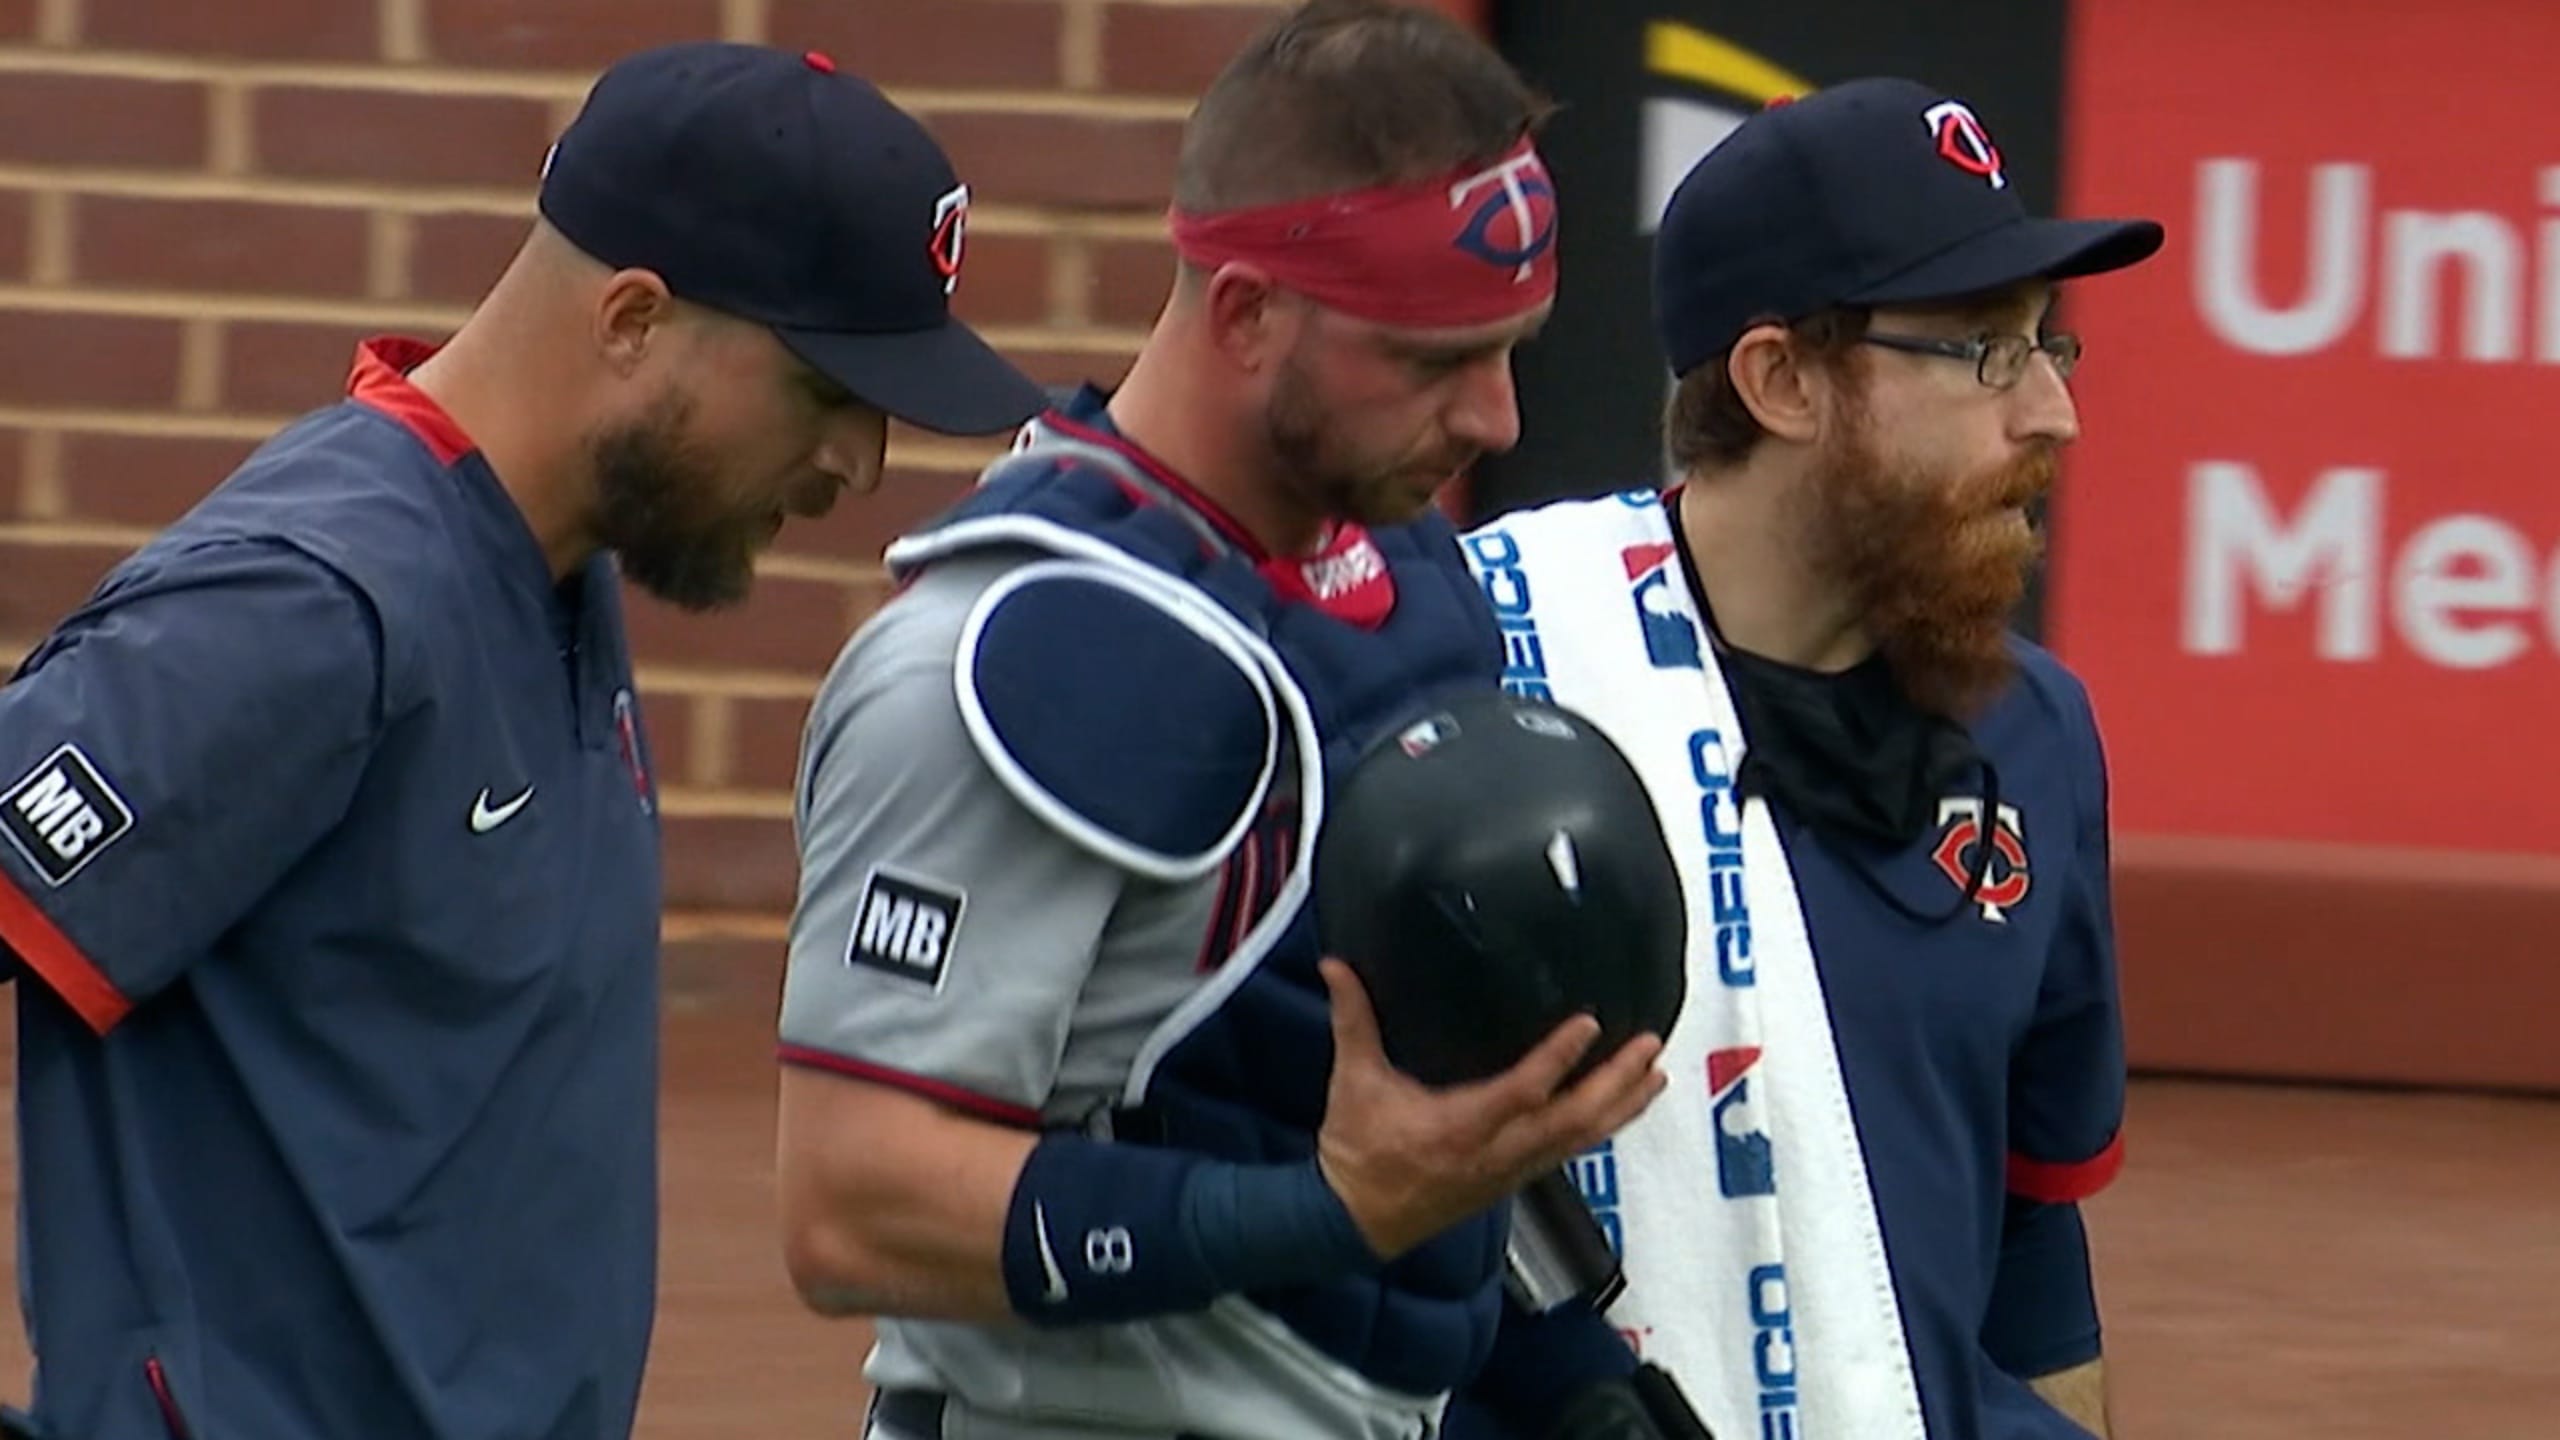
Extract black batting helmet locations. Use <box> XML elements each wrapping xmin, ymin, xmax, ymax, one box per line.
<box><xmin>1315</xmin><ymin>688</ymin><xmax>1688</xmax><ymax>1088</ymax></box>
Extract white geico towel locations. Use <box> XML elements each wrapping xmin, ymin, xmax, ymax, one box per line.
<box><xmin>1460</xmin><ymin>490</ymin><xmax>1927</xmax><ymax>1440</ymax></box>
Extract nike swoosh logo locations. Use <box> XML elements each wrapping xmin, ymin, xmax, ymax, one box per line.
<box><xmin>469</xmin><ymin>786</ymin><xmax>535</xmax><ymax>834</ymax></box>
<box><xmin>1032</xmin><ymin>1202</ymin><xmax>1069</xmax><ymax>1303</ymax></box>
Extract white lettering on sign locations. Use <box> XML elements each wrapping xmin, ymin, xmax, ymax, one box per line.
<box><xmin>2183</xmin><ymin>461</ymin><xmax>2555</xmax><ymax>669</ymax></box>
<box><xmin>2194</xmin><ymin>160</ymin><xmax>2560</xmax><ymax>362</ymax></box>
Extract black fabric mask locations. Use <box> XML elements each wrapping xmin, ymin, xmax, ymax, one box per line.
<box><xmin>1665</xmin><ymin>500</ymin><xmax>2003</xmax><ymax>926</ymax></box>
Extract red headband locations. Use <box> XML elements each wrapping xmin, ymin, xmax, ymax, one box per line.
<box><xmin>1166</xmin><ymin>139</ymin><xmax>1560</xmax><ymax>329</ymax></box>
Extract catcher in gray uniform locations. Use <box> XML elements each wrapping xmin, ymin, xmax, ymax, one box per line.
<box><xmin>770</xmin><ymin>3</ymin><xmax>1670</xmax><ymax>1438</ymax></box>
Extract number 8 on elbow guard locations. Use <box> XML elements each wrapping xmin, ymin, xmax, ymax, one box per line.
<box><xmin>1084</xmin><ymin>1226</ymin><xmax>1134</xmax><ymax>1275</ymax></box>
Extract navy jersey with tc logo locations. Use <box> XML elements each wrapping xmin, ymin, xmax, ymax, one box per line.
<box><xmin>0</xmin><ymin>339</ymin><xmax>665</xmax><ymax>1440</ymax></box>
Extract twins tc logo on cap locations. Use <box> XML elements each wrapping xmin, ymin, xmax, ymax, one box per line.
<box><xmin>1923</xmin><ymin>99</ymin><xmax>2006</xmax><ymax>190</ymax></box>
<box><xmin>930</xmin><ymin>182</ymin><xmax>970</xmax><ymax>297</ymax></box>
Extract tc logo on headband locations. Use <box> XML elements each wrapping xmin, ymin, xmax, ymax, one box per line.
<box><xmin>1449</xmin><ymin>150</ymin><xmax>1558</xmax><ymax>281</ymax></box>
<box><xmin>1923</xmin><ymin>100</ymin><xmax>2007</xmax><ymax>191</ymax></box>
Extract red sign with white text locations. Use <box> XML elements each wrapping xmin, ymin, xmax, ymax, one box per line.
<box><xmin>2049</xmin><ymin>0</ymin><xmax>2560</xmax><ymax>856</ymax></box>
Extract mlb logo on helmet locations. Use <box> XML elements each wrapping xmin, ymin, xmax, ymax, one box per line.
<box><xmin>1708</xmin><ymin>1045</ymin><xmax>1775</xmax><ymax>1198</ymax></box>
<box><xmin>1396</xmin><ymin>712</ymin><xmax>1459</xmax><ymax>759</ymax></box>
<box><xmin>1622</xmin><ymin>543</ymin><xmax>1703</xmax><ymax>670</ymax></box>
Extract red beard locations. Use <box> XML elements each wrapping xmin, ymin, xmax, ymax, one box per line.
<box><xmin>1805</xmin><ymin>412</ymin><xmax>2056</xmax><ymax>720</ymax></box>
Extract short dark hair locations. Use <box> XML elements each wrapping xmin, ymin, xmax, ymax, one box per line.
<box><xmin>1663</xmin><ymin>307</ymin><xmax>1871</xmax><ymax>474</ymax></box>
<box><xmin>1173</xmin><ymin>0</ymin><xmax>1553</xmax><ymax>215</ymax></box>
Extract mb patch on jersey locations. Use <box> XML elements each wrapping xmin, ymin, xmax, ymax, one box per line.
<box><xmin>845</xmin><ymin>867</ymin><xmax>964</xmax><ymax>990</ymax></box>
<box><xmin>1</xmin><ymin>744</ymin><xmax>134</xmax><ymax>887</ymax></box>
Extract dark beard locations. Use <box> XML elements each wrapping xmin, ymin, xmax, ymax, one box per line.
<box><xmin>590</xmin><ymin>395</ymin><xmax>757</xmax><ymax>613</ymax></box>
<box><xmin>1266</xmin><ymin>350</ymin><xmax>1472</xmax><ymax>530</ymax></box>
<box><xmin>1806</xmin><ymin>413</ymin><xmax>2055</xmax><ymax>720</ymax></box>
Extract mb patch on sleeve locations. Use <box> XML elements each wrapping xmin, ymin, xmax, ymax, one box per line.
<box><xmin>845</xmin><ymin>867</ymin><xmax>965</xmax><ymax>990</ymax></box>
<box><xmin>1</xmin><ymin>744</ymin><xmax>135</xmax><ymax>887</ymax></box>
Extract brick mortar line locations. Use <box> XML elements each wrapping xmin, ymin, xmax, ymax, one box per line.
<box><xmin>654</xmin><ymin>789</ymin><xmax>794</xmax><ymax>819</ymax></box>
<box><xmin>660</xmin><ymin>912</ymin><xmax>789</xmax><ymax>941</ymax></box>
<box><xmin>976</xmin><ymin>208</ymin><xmax>1171</xmax><ymax>238</ymax></box>
<box><xmin>633</xmin><ymin>668</ymin><xmax>820</xmax><ymax>700</ymax></box>
<box><xmin>690</xmin><ymin>693</ymin><xmax>735</xmax><ymax>789</ymax></box>
<box><xmin>0</xmin><ymin>166</ymin><xmax>538</xmax><ymax>213</ymax></box>
<box><xmin>19</xmin><ymin>430</ymin><xmax>62</xmax><ymax>518</ymax></box>
<box><xmin>0</xmin><ymin>398</ymin><xmax>1005</xmax><ymax>487</ymax></box>
<box><xmin>0</xmin><ymin>174</ymin><xmax>1162</xmax><ymax>238</ymax></box>
<box><xmin>747</xmin><ymin>554</ymin><xmax>875</xmax><ymax>585</ymax></box>
<box><xmin>26</xmin><ymin>189</ymin><xmax>69</xmax><ymax>284</ymax></box>
<box><xmin>0</xmin><ymin>523</ymin><xmax>889</xmax><ymax>583</ymax></box>
<box><xmin>176</xmin><ymin>317</ymin><xmax>224</xmax><ymax>411</ymax></box>
<box><xmin>975</xmin><ymin>323</ymin><xmax>1149</xmax><ymax>351</ymax></box>
<box><xmin>878</xmin><ymin>433</ymin><xmax>1016</xmax><ymax>466</ymax></box>
<box><xmin>206</xmin><ymin>79</ymin><xmax>252</xmax><ymax>175</ymax></box>
<box><xmin>721</xmin><ymin>0</ymin><xmax>769</xmax><ymax>44</ymax></box>
<box><xmin>380</xmin><ymin>0</ymin><xmax>428</xmax><ymax>65</ymax></box>
<box><xmin>0</xmin><ymin>407</ymin><xmax>285</xmax><ymax>439</ymax></box>
<box><xmin>0</xmin><ymin>523</ymin><xmax>894</xmax><ymax>593</ymax></box>
<box><xmin>368</xmin><ymin>212</ymin><xmax>417</xmax><ymax>301</ymax></box>
<box><xmin>1060</xmin><ymin>0</ymin><xmax>1103</xmax><ymax>91</ymax></box>
<box><xmin>0</xmin><ymin>48</ymin><xmax>597</xmax><ymax>98</ymax></box>
<box><xmin>31</xmin><ymin>0</ymin><xmax>73</xmax><ymax>46</ymax></box>
<box><xmin>0</xmin><ymin>50</ymin><xmax>1202</xmax><ymax>120</ymax></box>
<box><xmin>0</xmin><ymin>295</ymin><xmax>1153</xmax><ymax>347</ymax></box>
<box><xmin>0</xmin><ymin>283</ymin><xmax>471</xmax><ymax>327</ymax></box>
<box><xmin>895</xmin><ymin>88</ymin><xmax>1193</xmax><ymax>120</ymax></box>
<box><xmin>0</xmin><ymin>518</ymin><xmax>159</xmax><ymax>546</ymax></box>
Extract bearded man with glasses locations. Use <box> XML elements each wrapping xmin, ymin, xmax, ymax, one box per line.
<box><xmin>1445</xmin><ymin>77</ymin><xmax>2164</xmax><ymax>1440</ymax></box>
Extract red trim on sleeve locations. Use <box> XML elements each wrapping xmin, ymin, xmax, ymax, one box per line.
<box><xmin>346</xmin><ymin>338</ymin><xmax>476</xmax><ymax>466</ymax></box>
<box><xmin>2007</xmin><ymin>1132</ymin><xmax>2126</xmax><ymax>1204</ymax></box>
<box><xmin>144</xmin><ymin>1355</ymin><xmax>196</xmax><ymax>1440</ymax></box>
<box><xmin>0</xmin><ymin>871</ymin><xmax>131</xmax><ymax>1035</ymax></box>
<box><xmin>776</xmin><ymin>1044</ymin><xmax>1043</xmax><ymax>1129</ymax></box>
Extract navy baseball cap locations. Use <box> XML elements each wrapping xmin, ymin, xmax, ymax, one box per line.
<box><xmin>1653</xmin><ymin>77</ymin><xmax>2164</xmax><ymax>378</ymax></box>
<box><xmin>537</xmin><ymin>42</ymin><xmax>1047</xmax><ymax>436</ymax></box>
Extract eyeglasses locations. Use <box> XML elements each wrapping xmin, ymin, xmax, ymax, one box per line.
<box><xmin>1858</xmin><ymin>330</ymin><xmax>2082</xmax><ymax>390</ymax></box>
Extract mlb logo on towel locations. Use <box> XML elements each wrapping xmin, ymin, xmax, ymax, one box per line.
<box><xmin>1709</xmin><ymin>1047</ymin><xmax>1776</xmax><ymax>1198</ymax></box>
<box><xmin>1620</xmin><ymin>543</ymin><xmax>1703</xmax><ymax>671</ymax></box>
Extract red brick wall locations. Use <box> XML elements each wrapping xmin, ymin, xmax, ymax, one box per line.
<box><xmin>0</xmin><ymin>0</ymin><xmax>1479</xmax><ymax>1001</ymax></box>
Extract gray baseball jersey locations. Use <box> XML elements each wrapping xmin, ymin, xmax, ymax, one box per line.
<box><xmin>780</xmin><ymin>551</ymin><xmax>1441</xmax><ymax>1440</ymax></box>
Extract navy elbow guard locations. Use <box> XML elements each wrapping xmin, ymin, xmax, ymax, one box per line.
<box><xmin>1545</xmin><ymin>1365</ymin><xmax>1715</xmax><ymax>1440</ymax></box>
<box><xmin>1000</xmin><ymin>1133</ymin><xmax>1378</xmax><ymax>1327</ymax></box>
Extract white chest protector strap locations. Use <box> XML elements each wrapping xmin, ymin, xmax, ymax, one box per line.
<box><xmin>885</xmin><ymin>449</ymin><xmax>1332</xmax><ymax>1109</ymax></box>
<box><xmin>954</xmin><ymin>552</ymin><xmax>1281</xmax><ymax>884</ymax></box>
